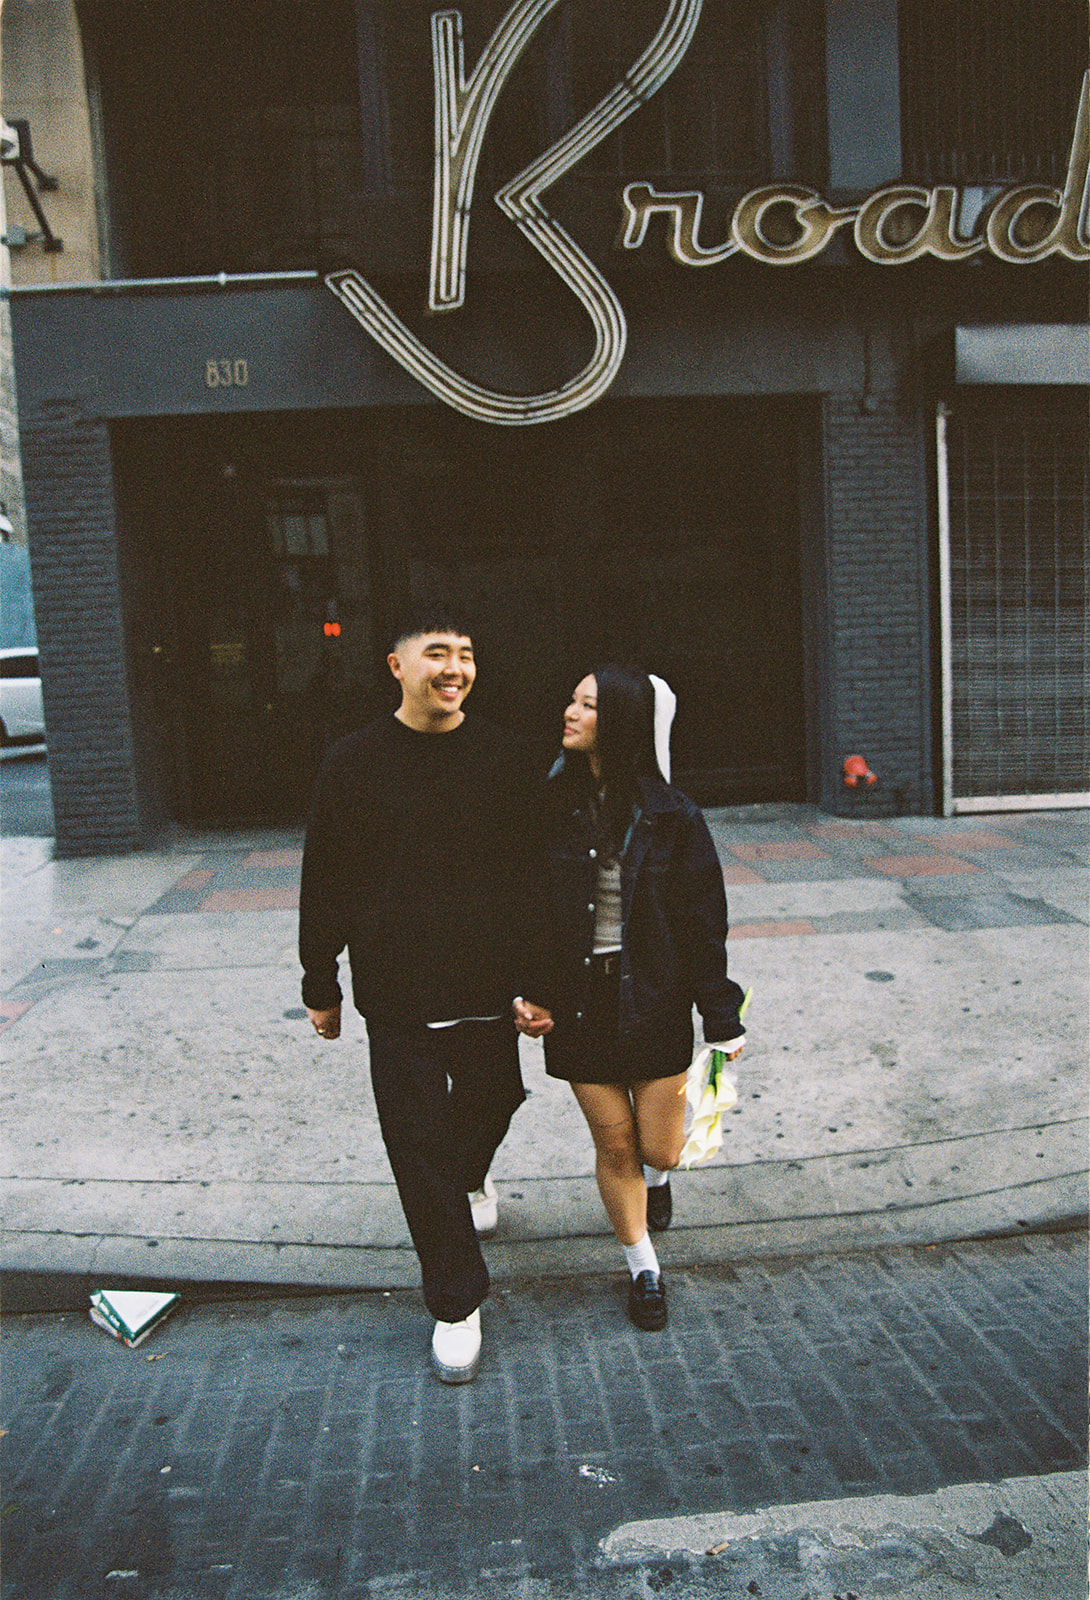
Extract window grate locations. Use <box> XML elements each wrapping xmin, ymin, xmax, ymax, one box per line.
<box><xmin>946</xmin><ymin>398</ymin><xmax>1090</xmax><ymax>803</ymax></box>
<box><xmin>568</xmin><ymin>2</ymin><xmax>769</xmax><ymax>181</ymax></box>
<box><xmin>900</xmin><ymin>0</ymin><xmax>1087</xmax><ymax>184</ymax></box>
<box><xmin>87</xmin><ymin>0</ymin><xmax>364</xmax><ymax>276</ymax></box>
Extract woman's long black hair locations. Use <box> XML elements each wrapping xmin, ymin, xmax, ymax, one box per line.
<box><xmin>561</xmin><ymin>662</ymin><xmax>664</xmax><ymax>858</ymax></box>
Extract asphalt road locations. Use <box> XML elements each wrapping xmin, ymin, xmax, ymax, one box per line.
<box><xmin>0</xmin><ymin>748</ymin><xmax>53</xmax><ymax>836</ymax></box>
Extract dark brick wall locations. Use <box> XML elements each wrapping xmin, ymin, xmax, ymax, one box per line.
<box><xmin>19</xmin><ymin>397</ymin><xmax>143</xmax><ymax>855</ymax></box>
<box><xmin>820</xmin><ymin>392</ymin><xmax>934</xmax><ymax>816</ymax></box>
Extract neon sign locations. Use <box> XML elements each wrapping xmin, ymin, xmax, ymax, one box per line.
<box><xmin>622</xmin><ymin>75</ymin><xmax>1089</xmax><ymax>267</ymax></box>
<box><xmin>329</xmin><ymin>0</ymin><xmax>700</xmax><ymax>423</ymax></box>
<box><xmin>326</xmin><ymin>2</ymin><xmax>1088</xmax><ymax>425</ymax></box>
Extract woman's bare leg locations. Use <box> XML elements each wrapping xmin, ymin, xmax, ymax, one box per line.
<box><xmin>631</xmin><ymin>1072</ymin><xmax>688</xmax><ymax>1173</ymax></box>
<box><xmin>570</xmin><ymin>1080</ymin><xmax>647</xmax><ymax>1244</ymax></box>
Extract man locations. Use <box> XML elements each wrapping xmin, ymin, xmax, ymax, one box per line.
<box><xmin>299</xmin><ymin>606</ymin><xmax>551</xmax><ymax>1383</ymax></box>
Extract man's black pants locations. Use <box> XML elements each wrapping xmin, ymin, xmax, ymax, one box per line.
<box><xmin>367</xmin><ymin>1018</ymin><xmax>526</xmax><ymax>1323</ymax></box>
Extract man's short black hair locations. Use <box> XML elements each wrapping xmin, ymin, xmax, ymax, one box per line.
<box><xmin>388</xmin><ymin>603</ymin><xmax>475</xmax><ymax>653</ymax></box>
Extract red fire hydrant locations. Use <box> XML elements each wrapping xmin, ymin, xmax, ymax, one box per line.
<box><xmin>843</xmin><ymin>754</ymin><xmax>878</xmax><ymax>788</ymax></box>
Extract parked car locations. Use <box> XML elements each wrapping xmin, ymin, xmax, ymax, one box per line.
<box><xmin>0</xmin><ymin>647</ymin><xmax>45</xmax><ymax>746</ymax></box>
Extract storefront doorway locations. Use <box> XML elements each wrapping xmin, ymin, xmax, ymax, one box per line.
<box><xmin>113</xmin><ymin>418</ymin><xmax>388</xmax><ymax>822</ymax></box>
<box><xmin>941</xmin><ymin>391</ymin><xmax>1090</xmax><ymax>811</ymax></box>
<box><xmin>114</xmin><ymin>398</ymin><xmax>809</xmax><ymax>823</ymax></box>
<box><xmin>395</xmin><ymin>396</ymin><xmax>809</xmax><ymax>803</ymax></box>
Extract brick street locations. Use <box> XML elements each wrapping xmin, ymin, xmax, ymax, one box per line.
<box><xmin>3</xmin><ymin>1232</ymin><xmax>1085</xmax><ymax>1599</ymax></box>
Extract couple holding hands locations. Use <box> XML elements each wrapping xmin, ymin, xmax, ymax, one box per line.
<box><xmin>299</xmin><ymin>606</ymin><xmax>746</xmax><ymax>1383</ymax></box>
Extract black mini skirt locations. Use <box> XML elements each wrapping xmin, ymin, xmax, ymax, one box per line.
<box><xmin>543</xmin><ymin>952</ymin><xmax>693</xmax><ymax>1085</ymax></box>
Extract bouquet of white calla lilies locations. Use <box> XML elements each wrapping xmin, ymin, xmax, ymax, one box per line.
<box><xmin>677</xmin><ymin>987</ymin><xmax>752</xmax><ymax>1169</ymax></box>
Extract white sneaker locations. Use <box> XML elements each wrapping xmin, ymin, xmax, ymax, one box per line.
<box><xmin>431</xmin><ymin>1307</ymin><xmax>481</xmax><ymax>1383</ymax></box>
<box><xmin>468</xmin><ymin>1174</ymin><xmax>498</xmax><ymax>1238</ymax></box>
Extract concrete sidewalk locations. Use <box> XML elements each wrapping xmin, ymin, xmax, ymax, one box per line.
<box><xmin>1</xmin><ymin>805</ymin><xmax>1086</xmax><ymax>1309</ymax></box>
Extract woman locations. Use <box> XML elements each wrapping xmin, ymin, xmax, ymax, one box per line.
<box><xmin>524</xmin><ymin>664</ymin><xmax>745</xmax><ymax>1331</ymax></box>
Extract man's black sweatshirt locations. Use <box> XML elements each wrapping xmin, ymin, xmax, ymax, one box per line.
<box><xmin>299</xmin><ymin>714</ymin><xmax>547</xmax><ymax>1027</ymax></box>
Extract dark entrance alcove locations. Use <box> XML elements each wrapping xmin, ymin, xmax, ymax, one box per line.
<box><xmin>113</xmin><ymin>395</ymin><xmax>810</xmax><ymax>822</ymax></box>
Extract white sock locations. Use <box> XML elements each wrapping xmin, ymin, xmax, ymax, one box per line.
<box><xmin>644</xmin><ymin>1166</ymin><xmax>670</xmax><ymax>1187</ymax></box>
<box><xmin>623</xmin><ymin>1233</ymin><xmax>660</xmax><ymax>1280</ymax></box>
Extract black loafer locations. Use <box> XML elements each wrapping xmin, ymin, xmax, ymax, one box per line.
<box><xmin>627</xmin><ymin>1270</ymin><xmax>667</xmax><ymax>1331</ymax></box>
<box><xmin>646</xmin><ymin>1179</ymin><xmax>672</xmax><ymax>1231</ymax></box>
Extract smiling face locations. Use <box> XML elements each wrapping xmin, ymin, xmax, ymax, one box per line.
<box><xmin>388</xmin><ymin>631</ymin><xmax>476</xmax><ymax>731</ymax></box>
<box><xmin>562</xmin><ymin>675</ymin><xmax>599</xmax><ymax>758</ymax></box>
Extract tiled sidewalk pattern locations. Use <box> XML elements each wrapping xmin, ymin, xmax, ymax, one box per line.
<box><xmin>151</xmin><ymin>849</ymin><xmax>305</xmax><ymax>915</ymax></box>
<box><xmin>144</xmin><ymin>813</ymin><xmax>1085</xmax><ymax>938</ymax></box>
<box><xmin>2</xmin><ymin>1234</ymin><xmax>1085</xmax><ymax>1599</ymax></box>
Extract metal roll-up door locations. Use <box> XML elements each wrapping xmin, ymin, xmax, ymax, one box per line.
<box><xmin>939</xmin><ymin>395</ymin><xmax>1090</xmax><ymax>812</ymax></box>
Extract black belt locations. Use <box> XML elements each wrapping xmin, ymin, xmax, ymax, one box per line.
<box><xmin>592</xmin><ymin>950</ymin><xmax>621</xmax><ymax>978</ymax></box>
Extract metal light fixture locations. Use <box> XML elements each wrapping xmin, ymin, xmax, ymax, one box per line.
<box><xmin>1</xmin><ymin>119</ymin><xmax>62</xmax><ymax>252</ymax></box>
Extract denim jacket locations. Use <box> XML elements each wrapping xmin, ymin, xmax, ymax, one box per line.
<box><xmin>543</xmin><ymin>770</ymin><xmax>746</xmax><ymax>1048</ymax></box>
